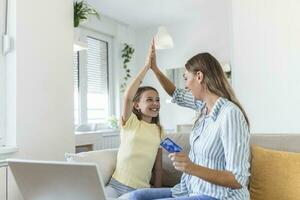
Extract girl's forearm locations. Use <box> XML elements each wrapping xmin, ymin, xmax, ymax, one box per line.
<box><xmin>124</xmin><ymin>66</ymin><xmax>148</xmax><ymax>101</ymax></box>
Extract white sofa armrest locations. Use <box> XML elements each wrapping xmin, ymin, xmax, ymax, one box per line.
<box><xmin>65</xmin><ymin>148</ymin><xmax>118</xmax><ymax>185</ymax></box>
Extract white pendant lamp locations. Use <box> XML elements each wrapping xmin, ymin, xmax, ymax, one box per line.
<box><xmin>155</xmin><ymin>26</ymin><xmax>174</xmax><ymax>50</ymax></box>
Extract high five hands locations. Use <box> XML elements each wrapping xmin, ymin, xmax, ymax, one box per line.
<box><xmin>145</xmin><ymin>38</ymin><xmax>159</xmax><ymax>72</ymax></box>
<box><xmin>150</xmin><ymin>39</ymin><xmax>158</xmax><ymax>72</ymax></box>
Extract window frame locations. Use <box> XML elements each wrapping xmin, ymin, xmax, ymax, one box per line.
<box><xmin>0</xmin><ymin>53</ymin><xmax>6</xmax><ymax>146</ymax></box>
<box><xmin>75</xmin><ymin>29</ymin><xmax>114</xmax><ymax>129</ymax></box>
<box><xmin>0</xmin><ymin>0</ymin><xmax>7</xmax><ymax>146</ymax></box>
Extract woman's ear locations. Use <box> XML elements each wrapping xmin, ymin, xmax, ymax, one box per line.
<box><xmin>195</xmin><ymin>71</ymin><xmax>204</xmax><ymax>83</ymax></box>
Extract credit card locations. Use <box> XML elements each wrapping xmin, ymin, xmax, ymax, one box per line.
<box><xmin>160</xmin><ymin>137</ymin><xmax>183</xmax><ymax>153</ymax></box>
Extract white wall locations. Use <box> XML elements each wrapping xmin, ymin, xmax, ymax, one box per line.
<box><xmin>135</xmin><ymin>0</ymin><xmax>232</xmax><ymax>131</ymax></box>
<box><xmin>231</xmin><ymin>0</ymin><xmax>300</xmax><ymax>133</ymax></box>
<box><xmin>5</xmin><ymin>0</ymin><xmax>75</xmax><ymax>160</ymax></box>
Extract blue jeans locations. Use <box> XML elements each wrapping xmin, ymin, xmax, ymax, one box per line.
<box><xmin>129</xmin><ymin>188</ymin><xmax>218</xmax><ymax>200</ymax></box>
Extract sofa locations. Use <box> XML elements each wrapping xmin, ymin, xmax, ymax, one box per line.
<box><xmin>68</xmin><ymin>133</ymin><xmax>300</xmax><ymax>199</ymax></box>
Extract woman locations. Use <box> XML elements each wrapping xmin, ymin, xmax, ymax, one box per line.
<box><xmin>129</xmin><ymin>41</ymin><xmax>250</xmax><ymax>200</ymax></box>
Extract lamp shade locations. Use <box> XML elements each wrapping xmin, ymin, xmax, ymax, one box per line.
<box><xmin>221</xmin><ymin>63</ymin><xmax>231</xmax><ymax>72</ymax></box>
<box><xmin>155</xmin><ymin>26</ymin><xmax>174</xmax><ymax>49</ymax></box>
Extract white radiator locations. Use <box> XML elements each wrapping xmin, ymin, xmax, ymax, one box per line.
<box><xmin>95</xmin><ymin>133</ymin><xmax>120</xmax><ymax>150</ymax></box>
<box><xmin>76</xmin><ymin>130</ymin><xmax>120</xmax><ymax>152</ymax></box>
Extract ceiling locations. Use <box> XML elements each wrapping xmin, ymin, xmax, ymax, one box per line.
<box><xmin>87</xmin><ymin>0</ymin><xmax>205</xmax><ymax>28</ymax></box>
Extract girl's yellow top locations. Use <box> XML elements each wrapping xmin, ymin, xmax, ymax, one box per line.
<box><xmin>112</xmin><ymin>113</ymin><xmax>164</xmax><ymax>188</ymax></box>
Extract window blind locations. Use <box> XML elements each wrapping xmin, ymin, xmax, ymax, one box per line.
<box><xmin>86</xmin><ymin>37</ymin><xmax>108</xmax><ymax>94</ymax></box>
<box><xmin>73</xmin><ymin>52</ymin><xmax>79</xmax><ymax>91</ymax></box>
<box><xmin>73</xmin><ymin>52</ymin><xmax>79</xmax><ymax>125</ymax></box>
<box><xmin>86</xmin><ymin>37</ymin><xmax>109</xmax><ymax>124</ymax></box>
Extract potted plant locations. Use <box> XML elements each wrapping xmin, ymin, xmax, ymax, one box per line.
<box><xmin>120</xmin><ymin>43</ymin><xmax>135</xmax><ymax>92</ymax></box>
<box><xmin>106</xmin><ymin>115</ymin><xmax>119</xmax><ymax>129</ymax></box>
<box><xmin>73</xmin><ymin>1</ymin><xmax>100</xmax><ymax>28</ymax></box>
<box><xmin>73</xmin><ymin>1</ymin><xmax>100</xmax><ymax>51</ymax></box>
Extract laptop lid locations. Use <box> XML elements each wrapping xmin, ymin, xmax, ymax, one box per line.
<box><xmin>7</xmin><ymin>159</ymin><xmax>107</xmax><ymax>200</ymax></box>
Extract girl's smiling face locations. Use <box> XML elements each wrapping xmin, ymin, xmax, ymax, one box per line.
<box><xmin>134</xmin><ymin>89</ymin><xmax>160</xmax><ymax>121</ymax></box>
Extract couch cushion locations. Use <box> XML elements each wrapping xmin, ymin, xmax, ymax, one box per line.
<box><xmin>250</xmin><ymin>134</ymin><xmax>300</xmax><ymax>153</ymax></box>
<box><xmin>65</xmin><ymin>149</ymin><xmax>118</xmax><ymax>185</ymax></box>
<box><xmin>250</xmin><ymin>145</ymin><xmax>300</xmax><ymax>200</ymax></box>
<box><xmin>162</xmin><ymin>133</ymin><xmax>300</xmax><ymax>187</ymax></box>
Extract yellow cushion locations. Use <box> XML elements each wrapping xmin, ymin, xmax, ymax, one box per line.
<box><xmin>250</xmin><ymin>145</ymin><xmax>300</xmax><ymax>200</ymax></box>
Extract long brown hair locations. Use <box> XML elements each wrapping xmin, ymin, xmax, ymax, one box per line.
<box><xmin>185</xmin><ymin>53</ymin><xmax>249</xmax><ymax>126</ymax></box>
<box><xmin>132</xmin><ymin>86</ymin><xmax>163</xmax><ymax>136</ymax></box>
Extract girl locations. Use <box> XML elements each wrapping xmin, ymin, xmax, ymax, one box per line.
<box><xmin>106</xmin><ymin>42</ymin><xmax>164</xmax><ymax>198</ymax></box>
<box><xmin>129</xmin><ymin>41</ymin><xmax>250</xmax><ymax>200</ymax></box>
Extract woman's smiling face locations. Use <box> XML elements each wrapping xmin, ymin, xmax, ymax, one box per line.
<box><xmin>183</xmin><ymin>70</ymin><xmax>205</xmax><ymax>100</ymax></box>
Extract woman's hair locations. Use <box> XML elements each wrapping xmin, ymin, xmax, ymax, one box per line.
<box><xmin>132</xmin><ymin>86</ymin><xmax>162</xmax><ymax>135</ymax></box>
<box><xmin>185</xmin><ymin>52</ymin><xmax>249</xmax><ymax>126</ymax></box>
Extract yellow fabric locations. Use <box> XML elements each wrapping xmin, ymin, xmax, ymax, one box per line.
<box><xmin>112</xmin><ymin>113</ymin><xmax>164</xmax><ymax>188</ymax></box>
<box><xmin>250</xmin><ymin>145</ymin><xmax>300</xmax><ymax>200</ymax></box>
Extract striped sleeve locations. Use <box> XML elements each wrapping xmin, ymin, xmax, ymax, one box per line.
<box><xmin>171</xmin><ymin>88</ymin><xmax>204</xmax><ymax>111</ymax></box>
<box><xmin>220</xmin><ymin>106</ymin><xmax>251</xmax><ymax>187</ymax></box>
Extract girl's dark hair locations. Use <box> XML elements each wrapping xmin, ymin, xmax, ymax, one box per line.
<box><xmin>185</xmin><ymin>52</ymin><xmax>249</xmax><ymax>126</ymax></box>
<box><xmin>132</xmin><ymin>86</ymin><xmax>162</xmax><ymax>136</ymax></box>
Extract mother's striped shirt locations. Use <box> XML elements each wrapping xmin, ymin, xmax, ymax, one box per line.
<box><xmin>171</xmin><ymin>88</ymin><xmax>250</xmax><ymax>200</ymax></box>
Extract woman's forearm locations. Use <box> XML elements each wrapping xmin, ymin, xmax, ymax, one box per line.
<box><xmin>152</xmin><ymin>68</ymin><xmax>176</xmax><ymax>96</ymax></box>
<box><xmin>188</xmin><ymin>164</ymin><xmax>242</xmax><ymax>189</ymax></box>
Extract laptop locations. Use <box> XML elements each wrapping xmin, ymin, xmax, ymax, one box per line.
<box><xmin>7</xmin><ymin>159</ymin><xmax>116</xmax><ymax>200</ymax></box>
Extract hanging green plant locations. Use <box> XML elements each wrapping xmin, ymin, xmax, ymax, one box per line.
<box><xmin>74</xmin><ymin>1</ymin><xmax>100</xmax><ymax>28</ymax></box>
<box><xmin>120</xmin><ymin>43</ymin><xmax>135</xmax><ymax>92</ymax></box>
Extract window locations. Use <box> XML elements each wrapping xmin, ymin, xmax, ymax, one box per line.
<box><xmin>0</xmin><ymin>0</ymin><xmax>7</xmax><ymax>146</ymax></box>
<box><xmin>73</xmin><ymin>30</ymin><xmax>113</xmax><ymax>130</ymax></box>
<box><xmin>86</xmin><ymin>36</ymin><xmax>109</xmax><ymax>124</ymax></box>
<box><xmin>0</xmin><ymin>51</ymin><xmax>5</xmax><ymax>146</ymax></box>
